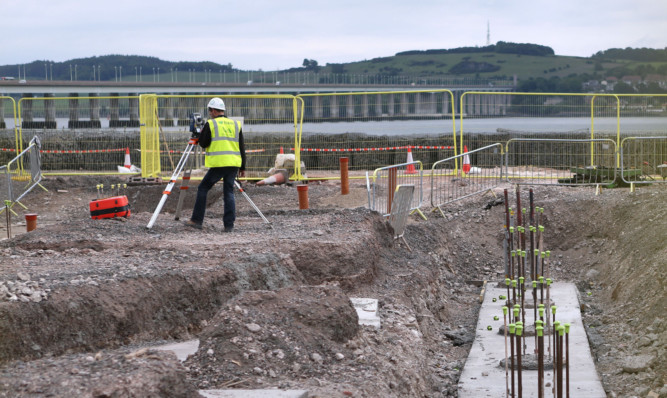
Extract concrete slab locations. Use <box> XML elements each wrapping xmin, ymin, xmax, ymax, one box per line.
<box><xmin>350</xmin><ymin>297</ymin><xmax>381</xmax><ymax>328</ymax></box>
<box><xmin>458</xmin><ymin>282</ymin><xmax>606</xmax><ymax>397</ymax></box>
<box><xmin>153</xmin><ymin>339</ymin><xmax>199</xmax><ymax>362</ymax></box>
<box><xmin>198</xmin><ymin>390</ymin><xmax>308</xmax><ymax>398</ymax></box>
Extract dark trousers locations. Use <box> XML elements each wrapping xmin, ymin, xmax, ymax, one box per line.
<box><xmin>191</xmin><ymin>166</ymin><xmax>238</xmax><ymax>228</ymax></box>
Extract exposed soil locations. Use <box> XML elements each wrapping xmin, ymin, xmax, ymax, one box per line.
<box><xmin>0</xmin><ymin>175</ymin><xmax>665</xmax><ymax>397</ymax></box>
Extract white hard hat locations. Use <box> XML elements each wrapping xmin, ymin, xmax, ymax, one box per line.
<box><xmin>207</xmin><ymin>97</ymin><xmax>226</xmax><ymax>111</ymax></box>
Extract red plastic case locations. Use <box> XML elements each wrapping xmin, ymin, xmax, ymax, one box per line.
<box><xmin>89</xmin><ymin>196</ymin><xmax>131</xmax><ymax>219</ymax></box>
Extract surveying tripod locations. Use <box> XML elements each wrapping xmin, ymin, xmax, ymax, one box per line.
<box><xmin>146</xmin><ymin>113</ymin><xmax>271</xmax><ymax>230</ymax></box>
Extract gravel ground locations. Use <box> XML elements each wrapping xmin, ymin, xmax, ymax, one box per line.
<box><xmin>0</xmin><ymin>175</ymin><xmax>665</xmax><ymax>397</ymax></box>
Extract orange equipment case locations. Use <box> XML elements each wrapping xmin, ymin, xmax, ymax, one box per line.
<box><xmin>89</xmin><ymin>196</ymin><xmax>131</xmax><ymax>219</ymax></box>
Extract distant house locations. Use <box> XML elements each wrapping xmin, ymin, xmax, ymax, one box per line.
<box><xmin>644</xmin><ymin>74</ymin><xmax>667</xmax><ymax>89</ymax></box>
<box><xmin>603</xmin><ymin>76</ymin><xmax>618</xmax><ymax>91</ymax></box>
<box><xmin>621</xmin><ymin>75</ymin><xmax>642</xmax><ymax>86</ymax></box>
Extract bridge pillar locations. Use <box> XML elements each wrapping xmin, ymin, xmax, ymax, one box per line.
<box><xmin>346</xmin><ymin>95</ymin><xmax>354</xmax><ymax>118</ymax></box>
<box><xmin>0</xmin><ymin>97</ymin><xmax>4</xmax><ymax>128</ymax></box>
<box><xmin>361</xmin><ymin>94</ymin><xmax>369</xmax><ymax>117</ymax></box>
<box><xmin>129</xmin><ymin>96</ymin><xmax>139</xmax><ymax>126</ymax></box>
<box><xmin>89</xmin><ymin>93</ymin><xmax>101</xmax><ymax>128</ymax></box>
<box><xmin>330</xmin><ymin>95</ymin><xmax>339</xmax><ymax>118</ymax></box>
<box><xmin>415</xmin><ymin>92</ymin><xmax>423</xmax><ymax>115</ymax></box>
<box><xmin>400</xmin><ymin>93</ymin><xmax>408</xmax><ymax>116</ymax></box>
<box><xmin>312</xmin><ymin>95</ymin><xmax>322</xmax><ymax>118</ymax></box>
<box><xmin>21</xmin><ymin>94</ymin><xmax>34</xmax><ymax>128</ymax></box>
<box><xmin>177</xmin><ymin>94</ymin><xmax>189</xmax><ymax>126</ymax></box>
<box><xmin>375</xmin><ymin>94</ymin><xmax>383</xmax><ymax>117</ymax></box>
<box><xmin>68</xmin><ymin>93</ymin><xmax>79</xmax><ymax>128</ymax></box>
<box><xmin>44</xmin><ymin>93</ymin><xmax>56</xmax><ymax>129</ymax></box>
<box><xmin>387</xmin><ymin>93</ymin><xmax>395</xmax><ymax>116</ymax></box>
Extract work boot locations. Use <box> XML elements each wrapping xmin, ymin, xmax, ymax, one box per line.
<box><xmin>223</xmin><ymin>226</ymin><xmax>233</xmax><ymax>233</ymax></box>
<box><xmin>185</xmin><ymin>220</ymin><xmax>203</xmax><ymax>230</ymax></box>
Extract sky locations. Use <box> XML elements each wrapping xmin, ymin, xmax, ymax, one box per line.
<box><xmin>2</xmin><ymin>0</ymin><xmax>666</xmax><ymax>70</ymax></box>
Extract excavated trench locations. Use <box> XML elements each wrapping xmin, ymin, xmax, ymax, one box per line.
<box><xmin>0</xmin><ymin>180</ymin><xmax>665</xmax><ymax>397</ymax></box>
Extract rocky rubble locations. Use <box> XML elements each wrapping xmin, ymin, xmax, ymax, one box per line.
<box><xmin>0</xmin><ymin>272</ymin><xmax>49</xmax><ymax>303</ymax></box>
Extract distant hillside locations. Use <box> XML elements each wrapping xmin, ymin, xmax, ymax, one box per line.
<box><xmin>2</xmin><ymin>43</ymin><xmax>667</xmax><ymax>93</ymax></box>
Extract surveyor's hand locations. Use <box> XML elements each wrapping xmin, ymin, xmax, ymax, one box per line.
<box><xmin>238</xmin><ymin>170</ymin><xmax>245</xmax><ymax>178</ymax></box>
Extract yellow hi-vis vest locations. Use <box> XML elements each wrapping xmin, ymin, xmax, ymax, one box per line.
<box><xmin>204</xmin><ymin>117</ymin><xmax>242</xmax><ymax>168</ymax></box>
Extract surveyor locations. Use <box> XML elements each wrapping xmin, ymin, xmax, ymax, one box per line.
<box><xmin>186</xmin><ymin>97</ymin><xmax>246</xmax><ymax>232</ymax></box>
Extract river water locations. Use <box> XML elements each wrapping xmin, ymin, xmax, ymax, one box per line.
<box><xmin>3</xmin><ymin>117</ymin><xmax>666</xmax><ymax>135</ymax></box>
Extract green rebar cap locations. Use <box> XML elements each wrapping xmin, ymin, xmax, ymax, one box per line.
<box><xmin>539</xmin><ymin>307</ymin><xmax>545</xmax><ymax>317</ymax></box>
<box><xmin>502</xmin><ymin>306</ymin><xmax>508</xmax><ymax>315</ymax></box>
<box><xmin>554</xmin><ymin>321</ymin><xmax>561</xmax><ymax>329</ymax></box>
<box><xmin>519</xmin><ymin>276</ymin><xmax>525</xmax><ymax>283</ymax></box>
<box><xmin>487</xmin><ymin>325</ymin><xmax>493</xmax><ymax>330</ymax></box>
<box><xmin>546</xmin><ymin>251</ymin><xmax>551</xmax><ymax>257</ymax></box>
<box><xmin>536</xmin><ymin>326</ymin><xmax>544</xmax><ymax>337</ymax></box>
<box><xmin>551</xmin><ymin>305</ymin><xmax>557</xmax><ymax>314</ymax></box>
<box><xmin>564</xmin><ymin>323</ymin><xmax>571</xmax><ymax>333</ymax></box>
<box><xmin>522</xmin><ymin>208</ymin><xmax>526</xmax><ymax>214</ymax></box>
<box><xmin>521</xmin><ymin>250</ymin><xmax>527</xmax><ymax>257</ymax></box>
<box><xmin>536</xmin><ymin>320</ymin><xmax>544</xmax><ymax>327</ymax></box>
<box><xmin>513</xmin><ymin>307</ymin><xmax>520</xmax><ymax>317</ymax></box>
<box><xmin>509</xmin><ymin>323</ymin><xmax>516</xmax><ymax>334</ymax></box>
<box><xmin>532</xmin><ymin>280</ymin><xmax>537</xmax><ymax>288</ymax></box>
<box><xmin>512</xmin><ymin>280</ymin><xmax>517</xmax><ymax>287</ymax></box>
<box><xmin>505</xmin><ymin>278</ymin><xmax>511</xmax><ymax>285</ymax></box>
<box><xmin>492</xmin><ymin>298</ymin><xmax>497</xmax><ymax>302</ymax></box>
<box><xmin>499</xmin><ymin>295</ymin><xmax>507</xmax><ymax>300</ymax></box>
<box><xmin>530</xmin><ymin>226</ymin><xmax>536</xmax><ymax>232</ymax></box>
<box><xmin>493</xmin><ymin>316</ymin><xmax>499</xmax><ymax>321</ymax></box>
<box><xmin>557</xmin><ymin>325</ymin><xmax>565</xmax><ymax>336</ymax></box>
<box><xmin>539</xmin><ymin>276</ymin><xmax>545</xmax><ymax>283</ymax></box>
<box><xmin>539</xmin><ymin>225</ymin><xmax>544</xmax><ymax>232</ymax></box>
<box><xmin>509</xmin><ymin>226</ymin><xmax>514</xmax><ymax>233</ymax></box>
<box><xmin>516</xmin><ymin>324</ymin><xmax>524</xmax><ymax>336</ymax></box>
<box><xmin>547</xmin><ymin>278</ymin><xmax>553</xmax><ymax>285</ymax></box>
<box><xmin>541</xmin><ymin>251</ymin><xmax>546</xmax><ymax>258</ymax></box>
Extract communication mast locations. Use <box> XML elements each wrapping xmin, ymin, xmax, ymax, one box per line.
<box><xmin>486</xmin><ymin>21</ymin><xmax>491</xmax><ymax>46</ymax></box>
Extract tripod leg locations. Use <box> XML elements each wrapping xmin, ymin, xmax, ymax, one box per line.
<box><xmin>234</xmin><ymin>180</ymin><xmax>272</xmax><ymax>228</ymax></box>
<box><xmin>147</xmin><ymin>141</ymin><xmax>197</xmax><ymax>229</ymax></box>
<box><xmin>175</xmin><ymin>145</ymin><xmax>199</xmax><ymax>220</ymax></box>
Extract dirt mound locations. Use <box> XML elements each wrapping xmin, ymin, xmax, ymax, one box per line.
<box><xmin>186</xmin><ymin>285</ymin><xmax>359</xmax><ymax>389</ymax></box>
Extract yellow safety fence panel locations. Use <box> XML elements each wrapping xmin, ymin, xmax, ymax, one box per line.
<box><xmin>17</xmin><ymin>94</ymin><xmax>141</xmax><ymax>175</ymax></box>
<box><xmin>460</xmin><ymin>92</ymin><xmax>621</xmax><ymax>169</ymax></box>
<box><xmin>150</xmin><ymin>94</ymin><xmax>301</xmax><ymax>181</ymax></box>
<box><xmin>140</xmin><ymin>94</ymin><xmax>160</xmax><ymax>178</ymax></box>
<box><xmin>0</xmin><ymin>96</ymin><xmax>19</xmax><ymax>166</ymax></box>
<box><xmin>296</xmin><ymin>90</ymin><xmax>458</xmax><ymax>180</ymax></box>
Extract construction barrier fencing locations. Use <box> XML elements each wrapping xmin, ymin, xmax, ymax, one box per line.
<box><xmin>142</xmin><ymin>94</ymin><xmax>301</xmax><ymax>180</ymax></box>
<box><xmin>296</xmin><ymin>90</ymin><xmax>458</xmax><ymax>177</ymax></box>
<box><xmin>0</xmin><ymin>136</ymin><xmax>43</xmax><ymax>213</ymax></box>
<box><xmin>16</xmin><ymin>95</ymin><xmax>139</xmax><ymax>173</ymax></box>
<box><xmin>0</xmin><ymin>96</ymin><xmax>19</xmax><ymax>166</ymax></box>
<box><xmin>505</xmin><ymin>138</ymin><xmax>618</xmax><ymax>185</ymax></box>
<box><xmin>430</xmin><ymin>143</ymin><xmax>504</xmax><ymax>215</ymax></box>
<box><xmin>368</xmin><ymin>161</ymin><xmax>424</xmax><ymax>218</ymax></box>
<box><xmin>620</xmin><ymin>136</ymin><xmax>667</xmax><ymax>184</ymax></box>
<box><xmin>0</xmin><ymin>91</ymin><xmax>664</xmax><ymax>186</ymax></box>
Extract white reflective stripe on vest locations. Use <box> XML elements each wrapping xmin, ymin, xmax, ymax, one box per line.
<box><xmin>206</xmin><ymin>150</ymin><xmax>240</xmax><ymax>156</ymax></box>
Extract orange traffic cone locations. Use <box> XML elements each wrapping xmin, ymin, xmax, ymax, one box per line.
<box><xmin>462</xmin><ymin>145</ymin><xmax>471</xmax><ymax>174</ymax></box>
<box><xmin>280</xmin><ymin>146</ymin><xmax>284</xmax><ymax>154</ymax></box>
<box><xmin>405</xmin><ymin>147</ymin><xmax>417</xmax><ymax>174</ymax></box>
<box><xmin>256</xmin><ymin>170</ymin><xmax>287</xmax><ymax>186</ymax></box>
<box><xmin>124</xmin><ymin>147</ymin><xmax>132</xmax><ymax>169</ymax></box>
